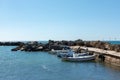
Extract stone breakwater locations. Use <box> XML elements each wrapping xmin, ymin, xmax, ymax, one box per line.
<box><xmin>48</xmin><ymin>40</ymin><xmax>120</xmax><ymax>52</ymax></box>
<box><xmin>0</xmin><ymin>39</ymin><xmax>118</xmax><ymax>52</ymax></box>
<box><xmin>0</xmin><ymin>42</ymin><xmax>24</xmax><ymax>46</ymax></box>
<box><xmin>11</xmin><ymin>41</ymin><xmax>71</xmax><ymax>51</ymax></box>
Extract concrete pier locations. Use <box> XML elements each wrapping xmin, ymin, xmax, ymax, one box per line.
<box><xmin>70</xmin><ymin>46</ymin><xmax>120</xmax><ymax>66</ymax></box>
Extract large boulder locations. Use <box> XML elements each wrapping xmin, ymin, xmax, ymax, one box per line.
<box><xmin>11</xmin><ymin>46</ymin><xmax>21</xmax><ymax>51</ymax></box>
<box><xmin>114</xmin><ymin>45</ymin><xmax>120</xmax><ymax>52</ymax></box>
<box><xmin>74</xmin><ymin>39</ymin><xmax>84</xmax><ymax>46</ymax></box>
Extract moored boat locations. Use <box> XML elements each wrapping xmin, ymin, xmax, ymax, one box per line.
<box><xmin>57</xmin><ymin>50</ymin><xmax>88</xmax><ymax>58</ymax></box>
<box><xmin>49</xmin><ymin>49</ymin><xmax>69</xmax><ymax>54</ymax></box>
<box><xmin>57</xmin><ymin>50</ymin><xmax>74</xmax><ymax>57</ymax></box>
<box><xmin>62</xmin><ymin>53</ymin><xmax>96</xmax><ymax>62</ymax></box>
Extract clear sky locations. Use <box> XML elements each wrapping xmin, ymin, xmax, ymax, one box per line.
<box><xmin>0</xmin><ymin>0</ymin><xmax>120</xmax><ymax>41</ymax></box>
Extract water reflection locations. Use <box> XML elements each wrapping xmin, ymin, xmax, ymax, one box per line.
<box><xmin>103</xmin><ymin>63</ymin><xmax>120</xmax><ymax>71</ymax></box>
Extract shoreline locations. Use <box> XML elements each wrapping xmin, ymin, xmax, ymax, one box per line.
<box><xmin>0</xmin><ymin>39</ymin><xmax>120</xmax><ymax>67</ymax></box>
<box><xmin>8</xmin><ymin>40</ymin><xmax>120</xmax><ymax>52</ymax></box>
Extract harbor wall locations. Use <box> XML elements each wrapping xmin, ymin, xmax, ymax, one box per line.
<box><xmin>104</xmin><ymin>55</ymin><xmax>120</xmax><ymax>67</ymax></box>
<box><xmin>70</xmin><ymin>46</ymin><xmax>120</xmax><ymax>67</ymax></box>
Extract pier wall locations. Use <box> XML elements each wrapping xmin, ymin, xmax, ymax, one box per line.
<box><xmin>70</xmin><ymin>46</ymin><xmax>120</xmax><ymax>67</ymax></box>
<box><xmin>104</xmin><ymin>55</ymin><xmax>120</xmax><ymax>67</ymax></box>
<box><xmin>94</xmin><ymin>52</ymin><xmax>120</xmax><ymax>67</ymax></box>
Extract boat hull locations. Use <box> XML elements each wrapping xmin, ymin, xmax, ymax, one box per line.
<box><xmin>62</xmin><ymin>55</ymin><xmax>96</xmax><ymax>62</ymax></box>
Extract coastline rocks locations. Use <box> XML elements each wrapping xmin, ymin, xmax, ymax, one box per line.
<box><xmin>0</xmin><ymin>42</ymin><xmax>24</xmax><ymax>46</ymax></box>
<box><xmin>114</xmin><ymin>45</ymin><xmax>120</xmax><ymax>52</ymax></box>
<box><xmin>10</xmin><ymin>39</ymin><xmax>120</xmax><ymax>52</ymax></box>
<box><xmin>11</xmin><ymin>46</ymin><xmax>20</xmax><ymax>51</ymax></box>
<box><xmin>13</xmin><ymin>41</ymin><xmax>44</xmax><ymax>52</ymax></box>
<box><xmin>11</xmin><ymin>41</ymin><xmax>71</xmax><ymax>52</ymax></box>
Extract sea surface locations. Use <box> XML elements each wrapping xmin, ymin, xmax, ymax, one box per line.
<box><xmin>0</xmin><ymin>41</ymin><xmax>120</xmax><ymax>80</ymax></box>
<box><xmin>107</xmin><ymin>41</ymin><xmax>120</xmax><ymax>44</ymax></box>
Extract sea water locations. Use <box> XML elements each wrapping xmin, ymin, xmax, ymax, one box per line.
<box><xmin>0</xmin><ymin>46</ymin><xmax>120</xmax><ymax>80</ymax></box>
<box><xmin>107</xmin><ymin>41</ymin><xmax>120</xmax><ymax>44</ymax></box>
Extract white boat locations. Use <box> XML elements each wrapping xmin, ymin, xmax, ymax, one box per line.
<box><xmin>57</xmin><ymin>50</ymin><xmax>74</xmax><ymax>57</ymax></box>
<box><xmin>49</xmin><ymin>49</ymin><xmax>69</xmax><ymax>54</ymax></box>
<box><xmin>57</xmin><ymin>50</ymin><xmax>88</xmax><ymax>58</ymax></box>
<box><xmin>62</xmin><ymin>53</ymin><xmax>96</xmax><ymax>62</ymax></box>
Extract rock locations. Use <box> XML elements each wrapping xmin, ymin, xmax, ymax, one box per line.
<box><xmin>14</xmin><ymin>41</ymin><xmax>46</xmax><ymax>52</ymax></box>
<box><xmin>114</xmin><ymin>45</ymin><xmax>120</xmax><ymax>52</ymax></box>
<box><xmin>11</xmin><ymin>46</ymin><xmax>21</xmax><ymax>51</ymax></box>
<box><xmin>84</xmin><ymin>41</ymin><xmax>93</xmax><ymax>47</ymax></box>
<box><xmin>74</xmin><ymin>39</ymin><xmax>84</xmax><ymax>46</ymax></box>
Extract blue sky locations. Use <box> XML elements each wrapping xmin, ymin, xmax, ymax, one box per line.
<box><xmin>0</xmin><ymin>0</ymin><xmax>120</xmax><ymax>41</ymax></box>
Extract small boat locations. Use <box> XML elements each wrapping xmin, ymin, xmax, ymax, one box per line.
<box><xmin>62</xmin><ymin>53</ymin><xmax>96</xmax><ymax>62</ymax></box>
<box><xmin>57</xmin><ymin>50</ymin><xmax>74</xmax><ymax>58</ymax></box>
<box><xmin>49</xmin><ymin>49</ymin><xmax>69</xmax><ymax>54</ymax></box>
<box><xmin>49</xmin><ymin>46</ymin><xmax>71</xmax><ymax>54</ymax></box>
<box><xmin>57</xmin><ymin>50</ymin><xmax>88</xmax><ymax>58</ymax></box>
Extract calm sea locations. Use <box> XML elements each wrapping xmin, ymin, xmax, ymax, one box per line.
<box><xmin>107</xmin><ymin>41</ymin><xmax>120</xmax><ymax>44</ymax></box>
<box><xmin>0</xmin><ymin>41</ymin><xmax>120</xmax><ymax>80</ymax></box>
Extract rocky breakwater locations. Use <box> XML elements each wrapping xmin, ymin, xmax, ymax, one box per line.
<box><xmin>11</xmin><ymin>40</ymin><xmax>70</xmax><ymax>52</ymax></box>
<box><xmin>0</xmin><ymin>42</ymin><xmax>24</xmax><ymax>46</ymax></box>
<box><xmin>66</xmin><ymin>40</ymin><xmax>120</xmax><ymax>52</ymax></box>
<box><xmin>48</xmin><ymin>39</ymin><xmax>120</xmax><ymax>52</ymax></box>
<box><xmin>11</xmin><ymin>39</ymin><xmax>120</xmax><ymax>52</ymax></box>
<box><xmin>84</xmin><ymin>41</ymin><xmax>120</xmax><ymax>52</ymax></box>
<box><xmin>11</xmin><ymin>41</ymin><xmax>45</xmax><ymax>51</ymax></box>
